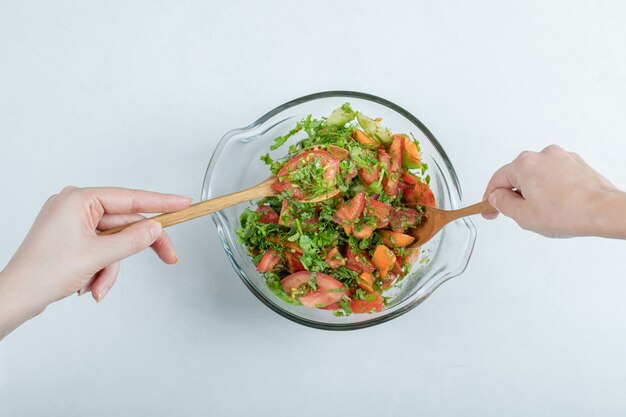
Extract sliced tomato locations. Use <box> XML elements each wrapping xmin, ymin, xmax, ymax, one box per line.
<box><xmin>286</xmin><ymin>252</ymin><xmax>305</xmax><ymax>273</ymax></box>
<box><xmin>256</xmin><ymin>205</ymin><xmax>279</xmax><ymax>224</ymax></box>
<box><xmin>256</xmin><ymin>249</ymin><xmax>280</xmax><ymax>273</ymax></box>
<box><xmin>278</xmin><ymin>199</ymin><xmax>294</xmax><ymax>227</ymax></box>
<box><xmin>388</xmin><ymin>207</ymin><xmax>421</xmax><ymax>233</ymax></box>
<box><xmin>281</xmin><ymin>271</ymin><xmax>313</xmax><ymax>294</ymax></box>
<box><xmin>299</xmin><ymin>273</ymin><xmax>348</xmax><ymax>308</ymax></box>
<box><xmin>389</xmin><ymin>136</ymin><xmax>403</xmax><ymax>171</ymax></box>
<box><xmin>382</xmin><ymin>136</ymin><xmax>403</xmax><ymax>196</ymax></box>
<box><xmin>402</xmin><ymin>171</ymin><xmax>419</xmax><ymax>185</ymax></box>
<box><xmin>325</xmin><ymin>247</ymin><xmax>345</xmax><ymax>269</ymax></box>
<box><xmin>357</xmin><ymin>165</ymin><xmax>380</xmax><ymax>185</ymax></box>
<box><xmin>377</xmin><ymin>150</ymin><xmax>391</xmax><ymax>171</ymax></box>
<box><xmin>352</xmin><ymin>223</ymin><xmax>375</xmax><ymax>240</ymax></box>
<box><xmin>271</xmin><ymin>180</ymin><xmax>304</xmax><ymax>199</ymax></box>
<box><xmin>403</xmin><ymin>181</ymin><xmax>435</xmax><ymax>208</ymax></box>
<box><xmin>415</xmin><ymin>182</ymin><xmax>436</xmax><ymax>207</ymax></box>
<box><xmin>367</xmin><ymin>199</ymin><xmax>391</xmax><ymax>228</ymax></box>
<box><xmin>277</xmin><ymin>150</ymin><xmax>339</xmax><ymax>181</ymax></box>
<box><xmin>333</xmin><ymin>191</ymin><xmax>365</xmax><ymax>233</ymax></box>
<box><xmin>350</xmin><ymin>293</ymin><xmax>384</xmax><ymax>313</ymax></box>
<box><xmin>345</xmin><ymin>245</ymin><xmax>375</xmax><ymax>273</ymax></box>
<box><xmin>272</xmin><ymin>150</ymin><xmax>339</xmax><ymax>199</ymax></box>
<box><xmin>322</xmin><ymin>302</ymin><xmax>342</xmax><ymax>310</ymax></box>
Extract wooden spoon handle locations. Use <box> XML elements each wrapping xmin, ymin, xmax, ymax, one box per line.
<box><xmin>98</xmin><ymin>178</ymin><xmax>276</xmax><ymax>236</ymax></box>
<box><xmin>444</xmin><ymin>200</ymin><xmax>495</xmax><ymax>221</ymax></box>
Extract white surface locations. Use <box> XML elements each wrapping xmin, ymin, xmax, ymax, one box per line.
<box><xmin>1</xmin><ymin>1</ymin><xmax>626</xmax><ymax>415</ymax></box>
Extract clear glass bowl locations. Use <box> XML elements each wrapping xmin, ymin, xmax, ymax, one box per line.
<box><xmin>202</xmin><ymin>91</ymin><xmax>476</xmax><ymax>330</ymax></box>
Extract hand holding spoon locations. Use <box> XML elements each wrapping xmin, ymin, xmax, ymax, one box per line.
<box><xmin>99</xmin><ymin>145</ymin><xmax>349</xmax><ymax>236</ymax></box>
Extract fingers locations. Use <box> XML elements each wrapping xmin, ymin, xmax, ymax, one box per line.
<box><xmin>488</xmin><ymin>188</ymin><xmax>526</xmax><ymax>221</ymax></box>
<box><xmin>98</xmin><ymin>214</ymin><xmax>179</xmax><ymax>264</ymax></box>
<box><xmin>93</xmin><ymin>220</ymin><xmax>163</xmax><ymax>267</ymax></box>
<box><xmin>90</xmin><ymin>262</ymin><xmax>120</xmax><ymax>302</ymax></box>
<box><xmin>82</xmin><ymin>187</ymin><xmax>191</xmax><ymax>214</ymax></box>
<box><xmin>482</xmin><ymin>162</ymin><xmax>521</xmax><ymax>201</ymax></box>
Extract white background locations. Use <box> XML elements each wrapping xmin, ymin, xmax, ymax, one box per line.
<box><xmin>1</xmin><ymin>1</ymin><xmax>626</xmax><ymax>416</ymax></box>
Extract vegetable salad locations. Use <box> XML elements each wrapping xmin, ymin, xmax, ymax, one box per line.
<box><xmin>236</xmin><ymin>103</ymin><xmax>435</xmax><ymax>315</ymax></box>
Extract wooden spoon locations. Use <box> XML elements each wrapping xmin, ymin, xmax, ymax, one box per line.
<box><xmin>406</xmin><ymin>200</ymin><xmax>495</xmax><ymax>248</ymax></box>
<box><xmin>99</xmin><ymin>144</ymin><xmax>349</xmax><ymax>236</ymax></box>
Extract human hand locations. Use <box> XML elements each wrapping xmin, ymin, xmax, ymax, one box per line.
<box><xmin>482</xmin><ymin>145</ymin><xmax>626</xmax><ymax>238</ymax></box>
<box><xmin>0</xmin><ymin>187</ymin><xmax>191</xmax><ymax>339</ymax></box>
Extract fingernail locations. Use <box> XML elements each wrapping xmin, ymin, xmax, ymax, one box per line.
<box><xmin>174</xmin><ymin>256</ymin><xmax>180</xmax><ymax>265</ymax></box>
<box><xmin>488</xmin><ymin>193</ymin><xmax>497</xmax><ymax>210</ymax></box>
<box><xmin>78</xmin><ymin>288</ymin><xmax>88</xmax><ymax>296</ymax></box>
<box><xmin>97</xmin><ymin>286</ymin><xmax>110</xmax><ymax>303</ymax></box>
<box><xmin>149</xmin><ymin>221</ymin><xmax>163</xmax><ymax>240</ymax></box>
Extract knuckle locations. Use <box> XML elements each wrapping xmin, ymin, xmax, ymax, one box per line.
<box><xmin>60</xmin><ymin>185</ymin><xmax>78</xmax><ymax>195</ymax></box>
<box><xmin>515</xmin><ymin>151</ymin><xmax>535</xmax><ymax>169</ymax></box>
<box><xmin>542</xmin><ymin>144</ymin><xmax>564</xmax><ymax>155</ymax></box>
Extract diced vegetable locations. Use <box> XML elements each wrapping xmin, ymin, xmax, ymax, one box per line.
<box><xmin>346</xmin><ymin>245</ymin><xmax>375</xmax><ymax>273</ymax></box>
<box><xmin>352</xmin><ymin>129</ymin><xmax>378</xmax><ymax>147</ymax></box>
<box><xmin>356</xmin><ymin>112</ymin><xmax>392</xmax><ymax>146</ymax></box>
<box><xmin>325</xmin><ymin>248</ymin><xmax>345</xmax><ymax>269</ymax></box>
<box><xmin>379</xmin><ymin>230</ymin><xmax>415</xmax><ymax>247</ymax></box>
<box><xmin>401</xmin><ymin>135</ymin><xmax>421</xmax><ymax>169</ymax></box>
<box><xmin>358</xmin><ymin>271</ymin><xmax>375</xmax><ymax>293</ymax></box>
<box><xmin>371</xmin><ymin>245</ymin><xmax>396</xmax><ymax>279</ymax></box>
<box><xmin>257</xmin><ymin>249</ymin><xmax>280</xmax><ymax>273</ymax></box>
<box><xmin>256</xmin><ymin>205</ymin><xmax>279</xmax><ymax>224</ymax></box>
<box><xmin>350</xmin><ymin>293</ymin><xmax>384</xmax><ymax>313</ymax></box>
<box><xmin>326</xmin><ymin>103</ymin><xmax>356</xmax><ymax>126</ymax></box>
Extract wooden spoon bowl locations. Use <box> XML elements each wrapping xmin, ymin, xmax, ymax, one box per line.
<box><xmin>407</xmin><ymin>200</ymin><xmax>495</xmax><ymax>248</ymax></box>
<box><xmin>99</xmin><ymin>144</ymin><xmax>348</xmax><ymax>236</ymax></box>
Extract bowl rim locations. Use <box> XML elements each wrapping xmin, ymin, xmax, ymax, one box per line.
<box><xmin>202</xmin><ymin>90</ymin><xmax>476</xmax><ymax>330</ymax></box>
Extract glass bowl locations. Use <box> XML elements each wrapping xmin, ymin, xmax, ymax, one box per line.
<box><xmin>202</xmin><ymin>91</ymin><xmax>476</xmax><ymax>330</ymax></box>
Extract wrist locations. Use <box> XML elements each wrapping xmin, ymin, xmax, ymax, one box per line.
<box><xmin>589</xmin><ymin>190</ymin><xmax>626</xmax><ymax>239</ymax></box>
<box><xmin>0</xmin><ymin>267</ymin><xmax>48</xmax><ymax>340</ymax></box>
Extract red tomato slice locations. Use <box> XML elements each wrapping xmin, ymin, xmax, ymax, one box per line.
<box><xmin>271</xmin><ymin>180</ymin><xmax>304</xmax><ymax>199</ymax></box>
<box><xmin>357</xmin><ymin>165</ymin><xmax>380</xmax><ymax>185</ymax></box>
<box><xmin>281</xmin><ymin>271</ymin><xmax>312</xmax><ymax>294</ymax></box>
<box><xmin>389</xmin><ymin>136</ymin><xmax>403</xmax><ymax>171</ymax></box>
<box><xmin>350</xmin><ymin>293</ymin><xmax>384</xmax><ymax>313</ymax></box>
<box><xmin>277</xmin><ymin>150</ymin><xmax>339</xmax><ymax>181</ymax></box>
<box><xmin>415</xmin><ymin>182</ymin><xmax>436</xmax><ymax>207</ymax></box>
<box><xmin>256</xmin><ymin>249</ymin><xmax>280</xmax><ymax>273</ymax></box>
<box><xmin>325</xmin><ymin>247</ymin><xmax>345</xmax><ymax>269</ymax></box>
<box><xmin>382</xmin><ymin>137</ymin><xmax>402</xmax><ymax>196</ymax></box>
<box><xmin>333</xmin><ymin>191</ymin><xmax>365</xmax><ymax>232</ymax></box>
<box><xmin>345</xmin><ymin>245</ymin><xmax>375</xmax><ymax>273</ymax></box>
<box><xmin>322</xmin><ymin>302</ymin><xmax>341</xmax><ymax>310</ymax></box>
<box><xmin>286</xmin><ymin>252</ymin><xmax>305</xmax><ymax>273</ymax></box>
<box><xmin>388</xmin><ymin>207</ymin><xmax>420</xmax><ymax>233</ymax></box>
<box><xmin>256</xmin><ymin>205</ymin><xmax>279</xmax><ymax>224</ymax></box>
<box><xmin>299</xmin><ymin>273</ymin><xmax>348</xmax><ymax>308</ymax></box>
<box><xmin>367</xmin><ymin>199</ymin><xmax>391</xmax><ymax>228</ymax></box>
<box><xmin>402</xmin><ymin>172</ymin><xmax>419</xmax><ymax>185</ymax></box>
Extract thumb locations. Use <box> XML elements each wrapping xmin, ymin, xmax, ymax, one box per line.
<box><xmin>488</xmin><ymin>188</ymin><xmax>525</xmax><ymax>220</ymax></box>
<box><xmin>94</xmin><ymin>220</ymin><xmax>163</xmax><ymax>266</ymax></box>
